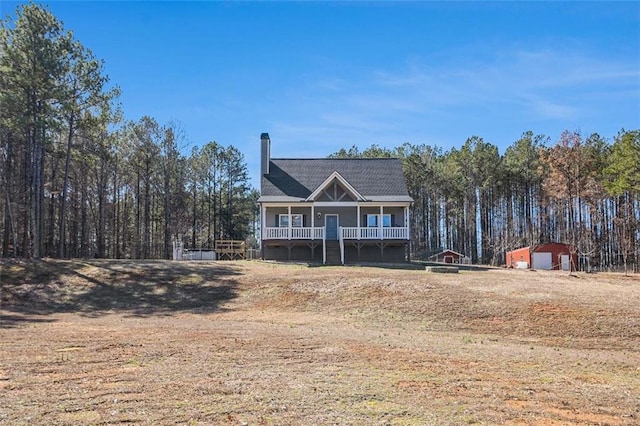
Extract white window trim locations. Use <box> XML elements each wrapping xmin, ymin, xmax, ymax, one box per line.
<box><xmin>279</xmin><ymin>213</ymin><xmax>303</xmax><ymax>228</ymax></box>
<box><xmin>366</xmin><ymin>213</ymin><xmax>392</xmax><ymax>227</ymax></box>
<box><xmin>291</xmin><ymin>214</ymin><xmax>303</xmax><ymax>228</ymax></box>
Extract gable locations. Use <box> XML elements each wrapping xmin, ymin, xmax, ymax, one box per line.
<box><xmin>429</xmin><ymin>249</ymin><xmax>465</xmax><ymax>259</ymax></box>
<box><xmin>306</xmin><ymin>171</ymin><xmax>364</xmax><ymax>202</ymax></box>
<box><xmin>316</xmin><ymin>180</ymin><xmax>356</xmax><ymax>202</ymax></box>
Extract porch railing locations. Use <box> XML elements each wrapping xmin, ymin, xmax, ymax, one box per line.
<box><xmin>382</xmin><ymin>227</ymin><xmax>409</xmax><ymax>239</ymax></box>
<box><xmin>263</xmin><ymin>226</ymin><xmax>408</xmax><ymax>240</ymax></box>
<box><xmin>340</xmin><ymin>227</ymin><xmax>409</xmax><ymax>240</ymax></box>
<box><xmin>263</xmin><ymin>227</ymin><xmax>325</xmax><ymax>240</ymax></box>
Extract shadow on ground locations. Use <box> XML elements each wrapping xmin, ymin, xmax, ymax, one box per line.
<box><xmin>0</xmin><ymin>259</ymin><xmax>241</xmax><ymax>325</ymax></box>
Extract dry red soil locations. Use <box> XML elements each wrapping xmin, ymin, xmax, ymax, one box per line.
<box><xmin>1</xmin><ymin>259</ymin><xmax>639</xmax><ymax>425</ymax></box>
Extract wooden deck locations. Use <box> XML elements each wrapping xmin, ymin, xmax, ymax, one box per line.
<box><xmin>214</xmin><ymin>240</ymin><xmax>246</xmax><ymax>260</ymax></box>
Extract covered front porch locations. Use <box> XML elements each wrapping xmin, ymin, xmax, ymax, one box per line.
<box><xmin>261</xmin><ymin>202</ymin><xmax>411</xmax><ymax>264</ymax></box>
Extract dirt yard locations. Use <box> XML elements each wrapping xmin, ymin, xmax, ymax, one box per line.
<box><xmin>1</xmin><ymin>260</ymin><xmax>638</xmax><ymax>425</ymax></box>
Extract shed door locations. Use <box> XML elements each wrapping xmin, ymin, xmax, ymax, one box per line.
<box><xmin>560</xmin><ymin>255</ymin><xmax>570</xmax><ymax>271</ymax></box>
<box><xmin>532</xmin><ymin>252</ymin><xmax>552</xmax><ymax>270</ymax></box>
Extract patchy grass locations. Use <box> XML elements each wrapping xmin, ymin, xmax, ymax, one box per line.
<box><xmin>1</xmin><ymin>259</ymin><xmax>639</xmax><ymax>425</ymax></box>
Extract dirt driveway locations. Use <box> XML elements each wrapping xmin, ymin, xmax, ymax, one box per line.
<box><xmin>1</xmin><ymin>260</ymin><xmax>639</xmax><ymax>425</ymax></box>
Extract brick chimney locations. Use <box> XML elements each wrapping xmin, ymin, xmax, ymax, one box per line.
<box><xmin>260</xmin><ymin>133</ymin><xmax>270</xmax><ymax>176</ymax></box>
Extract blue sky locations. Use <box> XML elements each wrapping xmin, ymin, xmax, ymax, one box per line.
<box><xmin>3</xmin><ymin>1</ymin><xmax>639</xmax><ymax>188</ymax></box>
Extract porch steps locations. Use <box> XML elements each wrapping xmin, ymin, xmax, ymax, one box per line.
<box><xmin>325</xmin><ymin>240</ymin><xmax>342</xmax><ymax>265</ymax></box>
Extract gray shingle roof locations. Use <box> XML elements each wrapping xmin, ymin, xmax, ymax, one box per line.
<box><xmin>259</xmin><ymin>158</ymin><xmax>412</xmax><ymax>202</ymax></box>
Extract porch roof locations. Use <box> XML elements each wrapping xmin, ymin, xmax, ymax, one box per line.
<box><xmin>258</xmin><ymin>196</ymin><xmax>413</xmax><ymax>203</ymax></box>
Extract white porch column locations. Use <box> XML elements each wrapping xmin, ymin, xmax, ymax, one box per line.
<box><xmin>311</xmin><ymin>204</ymin><xmax>315</xmax><ymax>228</ymax></box>
<box><xmin>287</xmin><ymin>205</ymin><xmax>292</xmax><ymax>239</ymax></box>
<box><xmin>357</xmin><ymin>204</ymin><xmax>361</xmax><ymax>240</ymax></box>
<box><xmin>261</xmin><ymin>204</ymin><xmax>266</xmax><ymax>241</ymax></box>
<box><xmin>405</xmin><ymin>206</ymin><xmax>409</xmax><ymax>239</ymax></box>
<box><xmin>379</xmin><ymin>205</ymin><xmax>383</xmax><ymax>239</ymax></box>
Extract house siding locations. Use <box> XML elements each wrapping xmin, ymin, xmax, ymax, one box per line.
<box><xmin>267</xmin><ymin>207</ymin><xmax>311</xmax><ymax>227</ymax></box>
<box><xmin>265</xmin><ymin>206</ymin><xmax>406</xmax><ymax>229</ymax></box>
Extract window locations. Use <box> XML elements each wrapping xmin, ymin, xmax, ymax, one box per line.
<box><xmin>366</xmin><ymin>214</ymin><xmax>392</xmax><ymax>227</ymax></box>
<box><xmin>291</xmin><ymin>214</ymin><xmax>303</xmax><ymax>227</ymax></box>
<box><xmin>278</xmin><ymin>214</ymin><xmax>303</xmax><ymax>227</ymax></box>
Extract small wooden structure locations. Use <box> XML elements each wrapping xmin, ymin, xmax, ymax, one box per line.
<box><xmin>428</xmin><ymin>249</ymin><xmax>470</xmax><ymax>264</ymax></box>
<box><xmin>215</xmin><ymin>240</ymin><xmax>246</xmax><ymax>260</ymax></box>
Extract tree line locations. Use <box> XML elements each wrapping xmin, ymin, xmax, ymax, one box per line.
<box><xmin>3</xmin><ymin>4</ymin><xmax>638</xmax><ymax>270</ymax></box>
<box><xmin>332</xmin><ymin>129</ymin><xmax>640</xmax><ymax>272</ymax></box>
<box><xmin>0</xmin><ymin>3</ymin><xmax>257</xmax><ymax>259</ymax></box>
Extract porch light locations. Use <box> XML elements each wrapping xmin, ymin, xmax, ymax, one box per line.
<box><xmin>317</xmin><ymin>212</ymin><xmax>322</xmax><ymax>219</ymax></box>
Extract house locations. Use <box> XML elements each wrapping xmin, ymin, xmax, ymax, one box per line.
<box><xmin>257</xmin><ymin>133</ymin><xmax>413</xmax><ymax>264</ymax></box>
<box><xmin>428</xmin><ymin>249</ymin><xmax>470</xmax><ymax>264</ymax></box>
<box><xmin>506</xmin><ymin>243</ymin><xmax>577</xmax><ymax>271</ymax></box>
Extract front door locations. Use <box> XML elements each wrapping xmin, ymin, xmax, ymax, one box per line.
<box><xmin>325</xmin><ymin>215</ymin><xmax>339</xmax><ymax>240</ymax></box>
